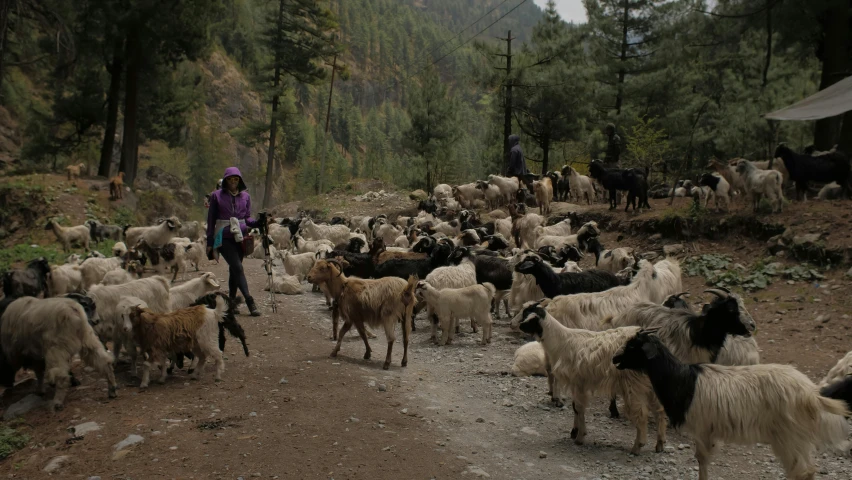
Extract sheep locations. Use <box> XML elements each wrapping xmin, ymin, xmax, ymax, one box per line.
<box><xmin>775</xmin><ymin>144</ymin><xmax>851</xmax><ymax>201</ymax></box>
<box><xmin>307</xmin><ymin>259</ymin><xmax>417</xmax><ymax>370</ymax></box>
<box><xmin>514</xmin><ymin>254</ymin><xmax>623</xmax><ymax>298</ymax></box>
<box><xmin>109</xmin><ymin>172</ymin><xmax>125</xmax><ymax>199</ymax></box>
<box><xmin>534</xmin><ymin>220</ymin><xmax>599</xmax><ymax>251</ymax></box>
<box><xmin>452</xmin><ymin>182</ymin><xmax>484</xmax><ymax>209</ymax></box>
<box><xmin>66</xmin><ymin>162</ymin><xmax>85</xmax><ymax>181</ymax></box>
<box><xmin>415</xmin><ymin>281</ymin><xmax>495</xmax><ymax>345</ymax></box>
<box><xmin>44</xmin><ymin>218</ymin><xmax>90</xmax><ymax>252</ymax></box>
<box><xmin>433</xmin><ymin>184</ymin><xmax>453</xmax><ymax>202</ymax></box>
<box><xmin>511</xmin><ymin>342</ymin><xmax>547</xmax><ymax>377</ymax></box>
<box><xmin>86</xmin><ymin>220</ymin><xmax>123</xmax><ymax>244</ymax></box>
<box><xmin>476</xmin><ymin>180</ymin><xmax>503</xmax><ymax>209</ymax></box>
<box><xmin>277</xmin><ymin>250</ymin><xmax>317</xmax><ymax>280</ymax></box>
<box><xmin>562</xmin><ymin>165</ymin><xmax>595</xmax><ymax>205</ymax></box>
<box><xmin>697</xmin><ymin>173</ymin><xmax>730</xmax><ymax>211</ymax></box>
<box><xmin>178</xmin><ymin>220</ymin><xmax>201</xmax><ymax>241</ymax></box>
<box><xmin>532</xmin><ymin>177</ymin><xmax>553</xmax><ymax>215</ymax></box>
<box><xmin>127</xmin><ymin>298</ymin><xmax>227</xmax><ymax>388</ymax></box>
<box><xmin>487</xmin><ymin>174</ymin><xmax>520</xmax><ymax>205</ymax></box>
<box><xmin>124</xmin><ymin>216</ymin><xmax>181</xmax><ymax>248</ymax></box>
<box><xmin>293</xmin><ymin>235</ymin><xmax>335</xmax><ymax>254</ymax></box>
<box><xmin>821</xmin><ymin>350</ymin><xmax>852</xmax><ymax>388</ymax></box>
<box><xmin>112</xmin><ymin>241</ymin><xmax>128</xmax><ymax>258</ymax></box>
<box><xmin>169</xmin><ymin>272</ymin><xmax>220</xmax><ymax>310</ymax></box>
<box><xmin>613</xmin><ymin>331</ymin><xmax>850</xmax><ymax>480</ymax></box>
<box><xmin>517</xmin><ymin>303</ymin><xmax>665</xmax><ymax>455</ymax></box>
<box><xmin>87</xmin><ymin>276</ymin><xmax>171</xmax><ymax>377</ymax></box>
<box><xmin>266</xmin><ymin>270</ymin><xmax>303</xmax><ymax>295</ymax></box>
<box><xmin>735</xmin><ymin>159</ymin><xmax>784</xmax><ymax>213</ymax></box>
<box><xmin>0</xmin><ymin>296</ymin><xmax>117</xmax><ymax>409</ymax></box>
<box><xmin>2</xmin><ymin>257</ymin><xmax>51</xmax><ymax>298</ymax></box>
<box><xmin>301</xmin><ymin>218</ymin><xmax>351</xmax><ymax>245</ymax></box>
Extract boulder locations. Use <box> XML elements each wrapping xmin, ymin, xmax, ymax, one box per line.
<box><xmin>663</xmin><ymin>244</ymin><xmax>685</xmax><ymax>256</ymax></box>
<box><xmin>409</xmin><ymin>189</ymin><xmax>428</xmax><ymax>201</ymax></box>
<box><xmin>3</xmin><ymin>394</ymin><xmax>48</xmax><ymax>420</ymax></box>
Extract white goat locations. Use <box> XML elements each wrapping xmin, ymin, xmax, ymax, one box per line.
<box><xmin>292</xmin><ymin>235</ymin><xmax>334</xmax><ymax>254</ymax></box>
<box><xmin>125</xmin><ymin>216</ymin><xmax>181</xmax><ymax>248</ymax></box>
<box><xmin>79</xmin><ymin>256</ymin><xmax>123</xmax><ymax>289</ymax></box>
<box><xmin>277</xmin><ymin>250</ymin><xmax>316</xmax><ymax>280</ymax></box>
<box><xmin>415</xmin><ymin>281</ymin><xmax>495</xmax><ymax>346</ymax></box>
<box><xmin>169</xmin><ymin>272</ymin><xmax>220</xmax><ymax>310</ymax></box>
<box><xmin>511</xmin><ymin>342</ymin><xmax>547</xmax><ymax>377</ymax></box>
<box><xmin>45</xmin><ymin>219</ymin><xmax>90</xmax><ymax>252</ymax></box>
<box><xmin>301</xmin><ymin>218</ymin><xmax>350</xmax><ymax>245</ymax></box>
<box><xmin>112</xmin><ymin>241</ymin><xmax>128</xmax><ymax>257</ymax></box>
<box><xmin>564</xmin><ymin>166</ymin><xmax>595</xmax><ymax>205</ymax></box>
<box><xmin>48</xmin><ymin>264</ymin><xmax>84</xmax><ymax>296</ymax></box>
<box><xmin>488</xmin><ymin>174</ymin><xmax>520</xmax><ymax>204</ymax></box>
<box><xmin>821</xmin><ymin>350</ymin><xmax>852</xmax><ymax>388</ymax></box>
<box><xmin>735</xmin><ymin>159</ymin><xmax>784</xmax><ymax>213</ymax></box>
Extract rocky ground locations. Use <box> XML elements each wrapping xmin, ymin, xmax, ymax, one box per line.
<box><xmin>2</xmin><ymin>194</ymin><xmax>852</xmax><ymax>479</ymax></box>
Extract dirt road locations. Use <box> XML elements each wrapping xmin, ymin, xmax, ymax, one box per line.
<box><xmin>3</xmin><ymin>234</ymin><xmax>852</xmax><ymax>479</ymax></box>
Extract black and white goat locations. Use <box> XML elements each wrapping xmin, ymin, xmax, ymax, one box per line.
<box><xmin>774</xmin><ymin>143</ymin><xmax>850</xmax><ymax>201</ymax></box>
<box><xmin>514</xmin><ymin>254</ymin><xmax>624</xmax><ymax>298</ymax></box>
<box><xmin>2</xmin><ymin>257</ymin><xmax>52</xmax><ymax>298</ymax></box>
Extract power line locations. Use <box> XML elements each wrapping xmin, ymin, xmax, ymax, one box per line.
<box><xmin>366</xmin><ymin>0</ymin><xmax>529</xmax><ymax>105</ymax></box>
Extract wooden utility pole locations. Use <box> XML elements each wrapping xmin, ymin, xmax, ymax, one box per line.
<box><xmin>318</xmin><ymin>50</ymin><xmax>338</xmax><ymax>194</ymax></box>
<box><xmin>495</xmin><ymin>31</ymin><xmax>514</xmax><ymax>175</ymax></box>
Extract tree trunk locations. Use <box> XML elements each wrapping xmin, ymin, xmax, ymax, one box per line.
<box><xmin>839</xmin><ymin>110</ymin><xmax>852</xmax><ymax>154</ymax></box>
<box><xmin>814</xmin><ymin>3</ymin><xmax>849</xmax><ymax>149</ymax></box>
<box><xmin>541</xmin><ymin>136</ymin><xmax>550</xmax><ymax>175</ymax></box>
<box><xmin>425</xmin><ymin>156</ymin><xmax>432</xmax><ymax>193</ymax></box>
<box><xmin>98</xmin><ymin>40</ymin><xmax>123</xmax><ymax>177</ymax></box>
<box><xmin>761</xmin><ymin>0</ymin><xmax>772</xmax><ymax>88</ymax></box>
<box><xmin>614</xmin><ymin>0</ymin><xmax>630</xmax><ymax>115</ymax></box>
<box><xmin>262</xmin><ymin>0</ymin><xmax>285</xmax><ymax>209</ymax></box>
<box><xmin>0</xmin><ymin>0</ymin><xmax>11</xmax><ymax>91</ymax></box>
<box><xmin>119</xmin><ymin>31</ymin><xmax>140</xmax><ymax>186</ymax></box>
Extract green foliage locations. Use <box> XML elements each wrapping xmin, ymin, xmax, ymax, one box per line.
<box><xmin>186</xmin><ymin>114</ymin><xmax>230</xmax><ymax>202</ymax></box>
<box><xmin>0</xmin><ymin>426</ymin><xmax>29</xmax><ymax>461</ymax></box>
<box><xmin>626</xmin><ymin>116</ymin><xmax>670</xmax><ymax>171</ymax></box>
<box><xmin>684</xmin><ymin>254</ymin><xmax>825</xmax><ymax>292</ymax></box>
<box><xmin>137</xmin><ymin>190</ymin><xmax>189</xmax><ymax>225</ymax></box>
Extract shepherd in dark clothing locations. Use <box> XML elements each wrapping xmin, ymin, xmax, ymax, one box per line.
<box><xmin>506</xmin><ymin>134</ymin><xmax>528</xmax><ymax>178</ymax></box>
<box><xmin>604</xmin><ymin>124</ymin><xmax>622</xmax><ymax>167</ymax></box>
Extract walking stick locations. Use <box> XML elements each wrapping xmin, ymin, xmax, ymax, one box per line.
<box><xmin>258</xmin><ymin>211</ymin><xmax>277</xmax><ymax>313</ymax></box>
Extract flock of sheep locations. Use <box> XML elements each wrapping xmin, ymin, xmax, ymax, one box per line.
<box><xmin>1</xmin><ymin>141</ymin><xmax>851</xmax><ymax>479</ymax></box>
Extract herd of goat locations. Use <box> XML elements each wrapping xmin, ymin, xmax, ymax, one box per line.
<box><xmin>0</xmin><ymin>142</ymin><xmax>851</xmax><ymax>479</ymax></box>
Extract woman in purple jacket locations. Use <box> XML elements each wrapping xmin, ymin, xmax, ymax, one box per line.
<box><xmin>206</xmin><ymin>167</ymin><xmax>261</xmax><ymax>316</ymax></box>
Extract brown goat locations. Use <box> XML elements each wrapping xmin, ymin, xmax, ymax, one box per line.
<box><xmin>110</xmin><ymin>172</ymin><xmax>125</xmax><ymax>200</ymax></box>
<box><xmin>369</xmin><ymin>238</ymin><xmax>426</xmax><ymax>264</ymax></box>
<box><xmin>129</xmin><ymin>301</ymin><xmax>224</xmax><ymax>388</ymax></box>
<box><xmin>66</xmin><ymin>162</ymin><xmax>85</xmax><ymax>181</ymax></box>
<box><xmin>307</xmin><ymin>259</ymin><xmax>417</xmax><ymax>370</ymax></box>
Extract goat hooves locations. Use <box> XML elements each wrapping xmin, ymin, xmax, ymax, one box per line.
<box><xmin>51</xmin><ymin>402</ymin><xmax>64</xmax><ymax>412</ymax></box>
<box><xmin>569</xmin><ymin>428</ymin><xmax>578</xmax><ymax>439</ymax></box>
<box><xmin>108</xmin><ymin>387</ymin><xmax>117</xmax><ymax>399</ymax></box>
<box><xmin>363</xmin><ymin>352</ymin><xmax>371</xmax><ymax>360</ymax></box>
<box><xmin>330</xmin><ymin>351</ymin><xmax>339</xmax><ymax>358</ymax></box>
<box><xmin>187</xmin><ymin>369</ymin><xmax>195</xmax><ymax>375</ymax></box>
<box><xmin>655</xmin><ymin>440</ymin><xmax>665</xmax><ymax>453</ymax></box>
<box><xmin>401</xmin><ymin>360</ymin><xmax>408</xmax><ymax>367</ymax></box>
<box><xmin>382</xmin><ymin>363</ymin><xmax>390</xmax><ymax>370</ymax></box>
<box><xmin>552</xmin><ymin>398</ymin><xmax>564</xmax><ymax>408</ymax></box>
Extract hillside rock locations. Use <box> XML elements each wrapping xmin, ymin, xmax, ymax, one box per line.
<box><xmin>135</xmin><ymin>166</ymin><xmax>194</xmax><ymax>206</ymax></box>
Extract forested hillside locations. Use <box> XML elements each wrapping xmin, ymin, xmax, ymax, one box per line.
<box><xmin>0</xmin><ymin>0</ymin><xmax>849</xmax><ymax>208</ymax></box>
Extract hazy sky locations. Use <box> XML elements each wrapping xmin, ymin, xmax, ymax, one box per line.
<box><xmin>533</xmin><ymin>0</ymin><xmax>587</xmax><ymax>24</ymax></box>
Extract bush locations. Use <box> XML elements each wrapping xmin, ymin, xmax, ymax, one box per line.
<box><xmin>0</xmin><ymin>426</ymin><xmax>29</xmax><ymax>460</ymax></box>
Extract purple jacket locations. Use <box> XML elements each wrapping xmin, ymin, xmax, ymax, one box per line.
<box><xmin>206</xmin><ymin>167</ymin><xmax>258</xmax><ymax>245</ymax></box>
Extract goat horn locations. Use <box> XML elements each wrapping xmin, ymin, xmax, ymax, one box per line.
<box><xmin>703</xmin><ymin>288</ymin><xmax>729</xmax><ymax>299</ymax></box>
<box><xmin>673</xmin><ymin>292</ymin><xmax>689</xmax><ymax>298</ymax></box>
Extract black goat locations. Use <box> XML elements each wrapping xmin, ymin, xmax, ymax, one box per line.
<box><xmin>330</xmin><ymin>216</ymin><xmax>347</xmax><ymax>226</ymax></box>
<box><xmin>774</xmin><ymin>144</ymin><xmax>850</xmax><ymax>200</ymax></box>
<box><xmin>515</xmin><ymin>255</ymin><xmax>623</xmax><ymax>298</ymax></box>
<box><xmin>552</xmin><ymin>245</ymin><xmax>584</xmax><ymax>267</ymax></box>
<box><xmin>468</xmin><ymin>253</ymin><xmax>513</xmax><ymax>317</ymax></box>
<box><xmin>411</xmin><ymin>236</ymin><xmax>437</xmax><ymax>254</ymax></box>
<box><xmin>373</xmin><ymin>242</ymin><xmax>452</xmax><ymax>280</ymax></box>
<box><xmin>86</xmin><ymin>220</ymin><xmax>123</xmax><ymax>244</ymax></box>
<box><xmin>328</xmin><ymin>249</ymin><xmax>375</xmax><ymax>278</ymax></box>
<box><xmin>662</xmin><ymin>292</ymin><xmax>692</xmax><ymax>311</ymax></box>
<box><xmin>516</xmin><ymin>188</ymin><xmax>537</xmax><ymax>207</ymax></box>
<box><xmin>820</xmin><ymin>376</ymin><xmax>852</xmax><ymax>412</ymax></box>
<box><xmin>2</xmin><ymin>257</ymin><xmax>51</xmax><ymax>298</ymax></box>
<box><xmin>418</xmin><ymin>198</ymin><xmax>438</xmax><ymax>214</ymax></box>
<box><xmin>171</xmin><ymin>292</ymin><xmax>250</xmax><ymax>375</ymax></box>
<box><xmin>588</xmin><ymin>160</ymin><xmax>638</xmax><ymax>210</ymax></box>
<box><xmin>545</xmin><ymin>171</ymin><xmax>561</xmax><ymax>202</ymax></box>
<box><xmin>557</xmin><ymin>174</ymin><xmax>571</xmax><ymax>201</ymax></box>
<box><xmin>482</xmin><ymin>234</ymin><xmax>510</xmax><ymax>251</ymax></box>
<box><xmin>623</xmin><ymin>168</ymin><xmax>651</xmax><ymax>211</ymax></box>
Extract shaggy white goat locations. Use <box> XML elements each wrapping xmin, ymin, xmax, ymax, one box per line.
<box><xmin>277</xmin><ymin>250</ymin><xmax>316</xmax><ymax>280</ymax></box>
<box><xmin>1</xmin><ymin>296</ymin><xmax>117</xmax><ymax>409</ymax></box>
<box><xmin>597</xmin><ymin>247</ymin><xmax>635</xmax><ymax>273</ymax></box>
<box><xmin>534</xmin><ymin>221</ymin><xmax>599</xmax><ymax>250</ymax></box>
<box><xmin>614</xmin><ymin>332</ymin><xmax>849</xmax><ymax>480</ymax></box>
<box><xmin>433</xmin><ymin>184</ymin><xmax>452</xmax><ymax>201</ymax></box>
<box><xmin>48</xmin><ymin>264</ymin><xmax>84</xmax><ymax>296</ymax></box>
<box><xmin>517</xmin><ymin>305</ymin><xmax>665</xmax><ymax>455</ymax></box>
<box><xmin>45</xmin><ymin>219</ymin><xmax>90</xmax><ymax>252</ymax></box>
<box><xmin>100</xmin><ymin>268</ymin><xmax>139</xmax><ymax>286</ymax></box>
<box><xmin>821</xmin><ymin>350</ymin><xmax>852</xmax><ymax>388</ymax></box>
<box><xmin>265</xmin><ymin>270</ymin><xmax>303</xmax><ymax>295</ymax></box>
<box><xmin>514</xmin><ymin>212</ymin><xmax>545</xmax><ymax>249</ymax></box>
<box><xmin>267</xmin><ymin>223</ymin><xmax>292</xmax><ymax>250</ymax></box>
<box><xmin>511</xmin><ymin>341</ymin><xmax>547</xmax><ymax>377</ymax></box>
<box><xmin>415</xmin><ymin>281</ymin><xmax>496</xmax><ymax>346</ymax></box>
<box><xmin>79</xmin><ymin>256</ymin><xmax>124</xmax><ymax>289</ymax></box>
<box><xmin>477</xmin><ymin>181</ymin><xmax>503</xmax><ymax>209</ymax></box>
<box><xmin>125</xmin><ymin>216</ymin><xmax>181</xmax><ymax>248</ymax></box>
<box><xmin>533</xmin><ymin>178</ymin><xmax>553</xmax><ymax>215</ymax></box>
<box><xmin>535</xmin><ymin>218</ymin><xmax>572</xmax><ymax>237</ymax></box>
<box><xmin>423</xmin><ymin>251</ymin><xmax>477</xmax><ymax>341</ymax></box>
<box><xmin>452</xmin><ymin>182</ymin><xmax>484</xmax><ymax>209</ymax></box>
<box><xmin>487</xmin><ymin>174</ymin><xmax>520</xmax><ymax>204</ymax></box>
<box><xmin>183</xmin><ymin>242</ymin><xmax>206</xmax><ymax>271</ymax></box>
<box><xmin>169</xmin><ymin>272</ymin><xmax>220</xmax><ymax>310</ymax></box>
<box><xmin>293</xmin><ymin>235</ymin><xmax>334</xmax><ymax>254</ymax></box>
<box><xmin>564</xmin><ymin>166</ymin><xmax>595</xmax><ymax>205</ymax></box>
<box><xmin>301</xmin><ymin>218</ymin><xmax>351</xmax><ymax>245</ymax></box>
<box><xmin>87</xmin><ymin>276</ymin><xmax>171</xmax><ymax>377</ymax></box>
<box><xmin>112</xmin><ymin>241</ymin><xmax>128</xmax><ymax>258</ymax></box>
<box><xmin>735</xmin><ymin>159</ymin><xmax>784</xmax><ymax>213</ymax></box>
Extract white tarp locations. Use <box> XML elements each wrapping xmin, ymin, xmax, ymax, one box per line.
<box><xmin>764</xmin><ymin>75</ymin><xmax>852</xmax><ymax>121</ymax></box>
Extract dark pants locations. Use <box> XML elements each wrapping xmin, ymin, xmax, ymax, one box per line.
<box><xmin>219</xmin><ymin>237</ymin><xmax>250</xmax><ymax>300</ymax></box>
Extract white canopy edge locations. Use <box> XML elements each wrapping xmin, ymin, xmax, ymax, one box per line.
<box><xmin>764</xmin><ymin>75</ymin><xmax>852</xmax><ymax>121</ymax></box>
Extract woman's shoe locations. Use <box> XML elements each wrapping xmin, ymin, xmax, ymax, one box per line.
<box><xmin>246</xmin><ymin>296</ymin><xmax>261</xmax><ymax>316</ymax></box>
